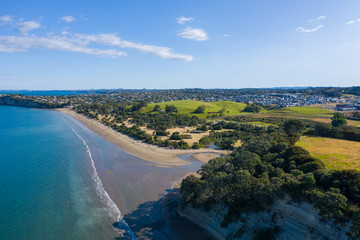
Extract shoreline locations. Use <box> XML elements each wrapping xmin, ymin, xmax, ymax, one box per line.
<box><xmin>57</xmin><ymin>108</ymin><xmax>229</xmax><ymax>166</ymax></box>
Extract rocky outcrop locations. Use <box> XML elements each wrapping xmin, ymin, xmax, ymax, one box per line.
<box><xmin>179</xmin><ymin>198</ymin><xmax>351</xmax><ymax>240</ymax></box>
<box><xmin>0</xmin><ymin>96</ymin><xmax>49</xmax><ymax>108</ymax></box>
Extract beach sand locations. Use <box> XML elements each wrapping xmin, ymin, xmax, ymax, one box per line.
<box><xmin>192</xmin><ymin>153</ymin><xmax>219</xmax><ymax>163</ymax></box>
<box><xmin>57</xmin><ymin>108</ymin><xmax>229</xmax><ymax>166</ymax></box>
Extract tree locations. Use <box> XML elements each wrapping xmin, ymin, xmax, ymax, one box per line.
<box><xmin>231</xmin><ymin>149</ymin><xmax>261</xmax><ymax>173</ymax></box>
<box><xmin>243</xmin><ymin>103</ymin><xmax>262</xmax><ymax>113</ymax></box>
<box><xmin>308</xmin><ymin>188</ymin><xmax>348</xmax><ymax>219</ymax></box>
<box><xmin>193</xmin><ymin>105</ymin><xmax>206</xmax><ymax>114</ymax></box>
<box><xmin>284</xmin><ymin>119</ymin><xmax>305</xmax><ymax>134</ymax></box>
<box><xmin>192</xmin><ymin>142</ymin><xmax>201</xmax><ymax>149</ymax></box>
<box><xmin>153</xmin><ymin>105</ymin><xmax>161</xmax><ymax>112</ymax></box>
<box><xmin>169</xmin><ymin>132</ymin><xmax>182</xmax><ymax>140</ymax></box>
<box><xmin>165</xmin><ymin>105</ymin><xmax>179</xmax><ymax>113</ymax></box>
<box><xmin>331</xmin><ymin>112</ymin><xmax>347</xmax><ymax>127</ymax></box>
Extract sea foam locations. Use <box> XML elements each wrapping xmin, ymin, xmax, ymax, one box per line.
<box><xmin>72</xmin><ymin>129</ymin><xmax>136</xmax><ymax>240</ymax></box>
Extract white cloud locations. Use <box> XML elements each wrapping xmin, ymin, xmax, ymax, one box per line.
<box><xmin>0</xmin><ymin>33</ymin><xmax>193</xmax><ymax>61</ymax></box>
<box><xmin>296</xmin><ymin>25</ymin><xmax>323</xmax><ymax>33</ymax></box>
<box><xmin>224</xmin><ymin>34</ymin><xmax>230</xmax><ymax>37</ymax></box>
<box><xmin>297</xmin><ymin>16</ymin><xmax>326</xmax><ymax>34</ymax></box>
<box><xmin>0</xmin><ymin>15</ymin><xmax>13</xmax><ymax>25</ymax></box>
<box><xmin>176</xmin><ymin>17</ymin><xmax>194</xmax><ymax>25</ymax></box>
<box><xmin>74</xmin><ymin>33</ymin><xmax>193</xmax><ymax>61</ymax></box>
<box><xmin>308</xmin><ymin>16</ymin><xmax>327</xmax><ymax>23</ymax></box>
<box><xmin>15</xmin><ymin>21</ymin><xmax>41</xmax><ymax>33</ymax></box>
<box><xmin>178</xmin><ymin>27</ymin><xmax>208</xmax><ymax>41</ymax></box>
<box><xmin>0</xmin><ymin>35</ymin><xmax>127</xmax><ymax>58</ymax></box>
<box><xmin>61</xmin><ymin>16</ymin><xmax>76</xmax><ymax>23</ymax></box>
<box><xmin>0</xmin><ymin>15</ymin><xmax>193</xmax><ymax>61</ymax></box>
<box><xmin>346</xmin><ymin>20</ymin><xmax>355</xmax><ymax>25</ymax></box>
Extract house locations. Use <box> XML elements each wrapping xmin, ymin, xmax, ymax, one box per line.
<box><xmin>336</xmin><ymin>104</ymin><xmax>356</xmax><ymax>111</ymax></box>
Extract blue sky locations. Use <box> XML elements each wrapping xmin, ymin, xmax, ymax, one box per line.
<box><xmin>0</xmin><ymin>0</ymin><xmax>360</xmax><ymax>90</ymax></box>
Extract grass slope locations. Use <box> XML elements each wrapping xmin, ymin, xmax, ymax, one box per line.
<box><xmin>143</xmin><ymin>100</ymin><xmax>247</xmax><ymax>117</ymax></box>
<box><xmin>296</xmin><ymin>136</ymin><xmax>360</xmax><ymax>171</ymax></box>
<box><xmin>265</xmin><ymin>106</ymin><xmax>334</xmax><ymax>117</ymax></box>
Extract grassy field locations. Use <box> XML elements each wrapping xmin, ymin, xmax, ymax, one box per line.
<box><xmin>143</xmin><ymin>100</ymin><xmax>247</xmax><ymax>118</ymax></box>
<box><xmin>142</xmin><ymin>100</ymin><xmax>336</xmax><ymax>120</ymax></box>
<box><xmin>296</xmin><ymin>136</ymin><xmax>360</xmax><ymax>171</ymax></box>
<box><xmin>264</xmin><ymin>106</ymin><xmax>334</xmax><ymax>117</ymax></box>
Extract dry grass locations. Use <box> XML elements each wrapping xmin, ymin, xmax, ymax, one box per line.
<box><xmin>233</xmin><ymin>140</ymin><xmax>242</xmax><ymax>148</ymax></box>
<box><xmin>312</xmin><ymin>118</ymin><xmax>331</xmax><ymax>124</ymax></box>
<box><xmin>348</xmin><ymin>120</ymin><xmax>360</xmax><ymax>127</ymax></box>
<box><xmin>311</xmin><ymin>118</ymin><xmax>360</xmax><ymax>127</ymax></box>
<box><xmin>296</xmin><ymin>136</ymin><xmax>360</xmax><ymax>171</ymax></box>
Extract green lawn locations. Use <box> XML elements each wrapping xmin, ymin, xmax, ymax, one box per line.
<box><xmin>142</xmin><ymin>100</ymin><xmax>247</xmax><ymax>118</ymax></box>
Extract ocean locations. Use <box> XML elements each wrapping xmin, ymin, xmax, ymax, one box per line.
<box><xmin>0</xmin><ymin>90</ymin><xmax>90</xmax><ymax>96</ymax></box>
<box><xmin>0</xmin><ymin>105</ymin><xmax>134</xmax><ymax>240</ymax></box>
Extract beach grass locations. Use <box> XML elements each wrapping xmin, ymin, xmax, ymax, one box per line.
<box><xmin>296</xmin><ymin>136</ymin><xmax>360</xmax><ymax>171</ymax></box>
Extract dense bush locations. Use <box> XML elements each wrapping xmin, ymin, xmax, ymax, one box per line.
<box><xmin>243</xmin><ymin>103</ymin><xmax>262</xmax><ymax>113</ymax></box>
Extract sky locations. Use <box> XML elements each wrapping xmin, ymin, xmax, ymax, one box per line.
<box><xmin>0</xmin><ymin>0</ymin><xmax>360</xmax><ymax>90</ymax></box>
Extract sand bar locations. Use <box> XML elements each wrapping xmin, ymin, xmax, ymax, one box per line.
<box><xmin>57</xmin><ymin>108</ymin><xmax>229</xmax><ymax>165</ymax></box>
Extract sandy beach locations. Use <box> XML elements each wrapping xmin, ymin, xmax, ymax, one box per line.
<box><xmin>57</xmin><ymin>108</ymin><xmax>228</xmax><ymax>165</ymax></box>
<box><xmin>56</xmin><ymin>108</ymin><xmax>227</xmax><ymax>239</ymax></box>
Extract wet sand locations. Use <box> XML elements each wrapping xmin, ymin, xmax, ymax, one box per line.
<box><xmin>57</xmin><ymin>108</ymin><xmax>229</xmax><ymax>166</ymax></box>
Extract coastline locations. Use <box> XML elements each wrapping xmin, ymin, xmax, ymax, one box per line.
<box><xmin>57</xmin><ymin>108</ymin><xmax>229</xmax><ymax>166</ymax></box>
<box><xmin>55</xmin><ymin>108</ymin><xmax>217</xmax><ymax>239</ymax></box>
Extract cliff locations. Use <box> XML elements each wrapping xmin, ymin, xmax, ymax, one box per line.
<box><xmin>179</xmin><ymin>197</ymin><xmax>351</xmax><ymax>240</ymax></box>
<box><xmin>0</xmin><ymin>96</ymin><xmax>49</xmax><ymax>108</ymax></box>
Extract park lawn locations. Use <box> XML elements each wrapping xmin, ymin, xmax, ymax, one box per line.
<box><xmin>143</xmin><ymin>100</ymin><xmax>247</xmax><ymax>118</ymax></box>
<box><xmin>296</xmin><ymin>136</ymin><xmax>360</xmax><ymax>171</ymax></box>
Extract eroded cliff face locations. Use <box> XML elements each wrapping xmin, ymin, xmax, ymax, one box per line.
<box><xmin>0</xmin><ymin>96</ymin><xmax>48</xmax><ymax>108</ymax></box>
<box><xmin>179</xmin><ymin>198</ymin><xmax>351</xmax><ymax>240</ymax></box>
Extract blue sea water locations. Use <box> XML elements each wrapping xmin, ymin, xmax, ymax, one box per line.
<box><xmin>0</xmin><ymin>106</ymin><xmax>132</xmax><ymax>239</ymax></box>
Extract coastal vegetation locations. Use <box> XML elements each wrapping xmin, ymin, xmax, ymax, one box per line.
<box><xmin>180</xmin><ymin>118</ymin><xmax>360</xmax><ymax>238</ymax></box>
